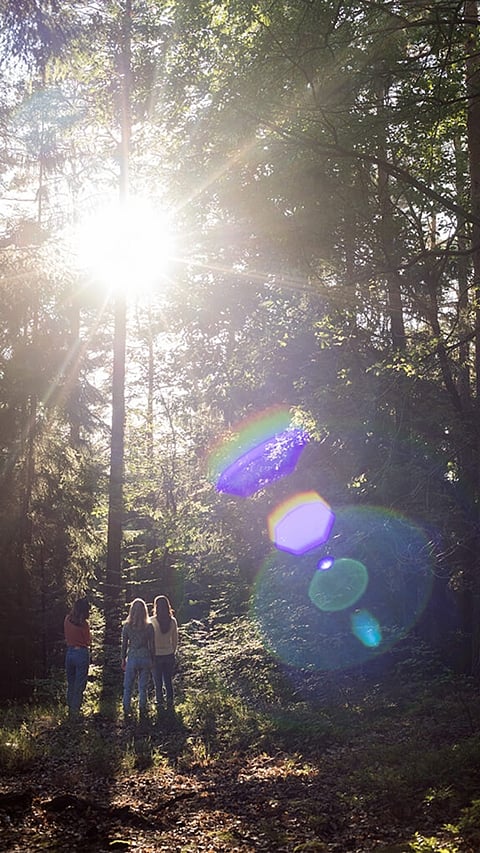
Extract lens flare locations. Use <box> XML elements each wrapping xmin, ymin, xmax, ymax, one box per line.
<box><xmin>209</xmin><ymin>407</ymin><xmax>309</xmax><ymax>497</ymax></box>
<box><xmin>351</xmin><ymin>609</ymin><xmax>382</xmax><ymax>648</ymax></box>
<box><xmin>268</xmin><ymin>492</ymin><xmax>335</xmax><ymax>555</ymax></box>
<box><xmin>308</xmin><ymin>558</ymin><xmax>368</xmax><ymax>612</ymax></box>
<box><xmin>251</xmin><ymin>506</ymin><xmax>434</xmax><ymax>672</ymax></box>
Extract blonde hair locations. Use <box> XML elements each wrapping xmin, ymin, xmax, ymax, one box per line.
<box><xmin>125</xmin><ymin>598</ymin><xmax>148</xmax><ymax>630</ymax></box>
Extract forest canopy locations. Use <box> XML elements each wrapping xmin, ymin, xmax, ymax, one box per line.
<box><xmin>1</xmin><ymin>0</ymin><xmax>480</xmax><ymax>699</ymax></box>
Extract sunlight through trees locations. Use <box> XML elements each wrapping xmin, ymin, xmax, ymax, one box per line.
<box><xmin>0</xmin><ymin>0</ymin><xmax>480</xmax><ymax>699</ymax></box>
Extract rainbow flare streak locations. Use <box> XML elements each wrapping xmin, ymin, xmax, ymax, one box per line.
<box><xmin>209</xmin><ymin>408</ymin><xmax>309</xmax><ymax>498</ymax></box>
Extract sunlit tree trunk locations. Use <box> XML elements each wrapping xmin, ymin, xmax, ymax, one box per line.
<box><xmin>376</xmin><ymin>76</ymin><xmax>406</xmax><ymax>352</ymax></box>
<box><xmin>104</xmin><ymin>0</ymin><xmax>131</xmax><ymax>646</ymax></box>
<box><xmin>454</xmin><ymin>135</ymin><xmax>472</xmax><ymax>410</ymax></box>
<box><xmin>146</xmin><ymin>304</ymin><xmax>155</xmax><ymax>463</ymax></box>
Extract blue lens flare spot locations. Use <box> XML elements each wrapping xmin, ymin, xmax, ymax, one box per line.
<box><xmin>308</xmin><ymin>557</ymin><xmax>368</xmax><ymax>612</ymax></box>
<box><xmin>209</xmin><ymin>407</ymin><xmax>309</xmax><ymax>497</ymax></box>
<box><xmin>268</xmin><ymin>492</ymin><xmax>335</xmax><ymax>555</ymax></box>
<box><xmin>351</xmin><ymin>609</ymin><xmax>382</xmax><ymax>648</ymax></box>
<box><xmin>317</xmin><ymin>556</ymin><xmax>334</xmax><ymax>571</ymax></box>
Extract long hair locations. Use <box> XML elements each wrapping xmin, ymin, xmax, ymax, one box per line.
<box><xmin>69</xmin><ymin>597</ymin><xmax>90</xmax><ymax>626</ymax></box>
<box><xmin>154</xmin><ymin>595</ymin><xmax>174</xmax><ymax>634</ymax></box>
<box><xmin>126</xmin><ymin>598</ymin><xmax>149</xmax><ymax>630</ymax></box>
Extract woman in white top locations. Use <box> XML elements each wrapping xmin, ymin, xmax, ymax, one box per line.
<box><xmin>150</xmin><ymin>595</ymin><xmax>178</xmax><ymax>711</ymax></box>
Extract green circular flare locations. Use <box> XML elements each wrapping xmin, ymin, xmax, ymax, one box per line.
<box><xmin>308</xmin><ymin>558</ymin><xmax>368</xmax><ymax>612</ymax></box>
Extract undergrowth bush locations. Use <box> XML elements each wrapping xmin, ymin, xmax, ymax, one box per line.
<box><xmin>455</xmin><ymin>798</ymin><xmax>480</xmax><ymax>846</ymax></box>
<box><xmin>0</xmin><ymin>708</ymin><xmax>48</xmax><ymax>771</ymax></box>
<box><xmin>0</xmin><ymin>724</ymin><xmax>35</xmax><ymax>770</ymax></box>
<box><xmin>181</xmin><ymin>674</ymin><xmax>269</xmax><ymax>756</ymax></box>
<box><xmin>177</xmin><ymin>617</ymin><xmax>357</xmax><ymax>759</ymax></box>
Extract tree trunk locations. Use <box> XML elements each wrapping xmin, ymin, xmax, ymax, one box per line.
<box><xmin>376</xmin><ymin>76</ymin><xmax>406</xmax><ymax>352</ymax></box>
<box><xmin>105</xmin><ymin>291</ymin><xmax>127</xmax><ymax>643</ymax></box>
<box><xmin>464</xmin><ymin>0</ymin><xmax>480</xmax><ymax>672</ymax></box>
<box><xmin>454</xmin><ymin>135</ymin><xmax>471</xmax><ymax>410</ymax></box>
<box><xmin>104</xmin><ymin>0</ymin><xmax>132</xmax><ymax>647</ymax></box>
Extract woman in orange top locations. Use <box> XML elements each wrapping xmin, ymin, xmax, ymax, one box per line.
<box><xmin>64</xmin><ymin>598</ymin><xmax>91</xmax><ymax>718</ymax></box>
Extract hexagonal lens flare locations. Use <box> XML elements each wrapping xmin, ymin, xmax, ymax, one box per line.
<box><xmin>268</xmin><ymin>491</ymin><xmax>335</xmax><ymax>555</ymax></box>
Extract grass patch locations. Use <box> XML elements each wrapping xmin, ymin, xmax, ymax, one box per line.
<box><xmin>180</xmin><ymin>675</ymin><xmax>269</xmax><ymax>757</ymax></box>
<box><xmin>0</xmin><ymin>716</ymin><xmax>40</xmax><ymax>771</ymax></box>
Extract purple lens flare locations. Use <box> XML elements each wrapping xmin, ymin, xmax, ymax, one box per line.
<box><xmin>268</xmin><ymin>491</ymin><xmax>335</xmax><ymax>555</ymax></box>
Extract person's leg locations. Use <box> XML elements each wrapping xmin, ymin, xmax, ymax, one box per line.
<box><xmin>65</xmin><ymin>649</ymin><xmax>75</xmax><ymax>714</ymax></box>
<box><xmin>72</xmin><ymin>648</ymin><xmax>89</xmax><ymax>715</ymax></box>
<box><xmin>123</xmin><ymin>657</ymin><xmax>136</xmax><ymax>716</ymax></box>
<box><xmin>153</xmin><ymin>657</ymin><xmax>164</xmax><ymax>708</ymax></box>
<box><xmin>163</xmin><ymin>654</ymin><xmax>175</xmax><ymax>709</ymax></box>
<box><xmin>138</xmin><ymin>659</ymin><xmax>151</xmax><ymax>715</ymax></box>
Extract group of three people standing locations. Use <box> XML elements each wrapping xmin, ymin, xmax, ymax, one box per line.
<box><xmin>63</xmin><ymin>594</ymin><xmax>178</xmax><ymax>719</ymax></box>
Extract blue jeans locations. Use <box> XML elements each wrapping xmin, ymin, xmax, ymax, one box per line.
<box><xmin>65</xmin><ymin>647</ymin><xmax>90</xmax><ymax>716</ymax></box>
<box><xmin>123</xmin><ymin>655</ymin><xmax>152</xmax><ymax>715</ymax></box>
<box><xmin>153</xmin><ymin>654</ymin><xmax>175</xmax><ymax>708</ymax></box>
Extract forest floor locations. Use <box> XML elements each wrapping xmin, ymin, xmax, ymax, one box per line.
<box><xmin>2</xmin><ymin>625</ymin><xmax>480</xmax><ymax>852</ymax></box>
<box><xmin>1</xmin><ymin>682</ymin><xmax>480</xmax><ymax>853</ymax></box>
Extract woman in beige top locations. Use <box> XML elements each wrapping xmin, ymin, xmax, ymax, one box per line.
<box><xmin>149</xmin><ymin>595</ymin><xmax>178</xmax><ymax>711</ymax></box>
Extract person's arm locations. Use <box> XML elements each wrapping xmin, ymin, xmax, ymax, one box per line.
<box><xmin>171</xmin><ymin>619</ymin><xmax>178</xmax><ymax>654</ymax></box>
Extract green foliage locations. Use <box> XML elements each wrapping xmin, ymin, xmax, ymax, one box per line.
<box><xmin>181</xmin><ymin>675</ymin><xmax>267</xmax><ymax>757</ymax></box>
<box><xmin>408</xmin><ymin>834</ymin><xmax>460</xmax><ymax>853</ymax></box>
<box><xmin>455</xmin><ymin>799</ymin><xmax>480</xmax><ymax>846</ymax></box>
<box><xmin>0</xmin><ymin>0</ymin><xmax>80</xmax><ymax>69</ymax></box>
<box><xmin>390</xmin><ymin>639</ymin><xmax>452</xmax><ymax>687</ymax></box>
<box><xmin>0</xmin><ymin>714</ymin><xmax>41</xmax><ymax>771</ymax></box>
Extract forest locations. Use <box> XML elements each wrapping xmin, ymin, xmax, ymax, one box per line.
<box><xmin>2</xmin><ymin>1</ymin><xmax>480</xmax><ymax>851</ymax></box>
